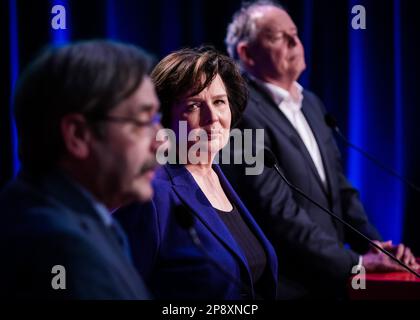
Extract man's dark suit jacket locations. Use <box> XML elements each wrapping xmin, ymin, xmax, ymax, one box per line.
<box><xmin>221</xmin><ymin>75</ymin><xmax>381</xmax><ymax>299</ymax></box>
<box><xmin>0</xmin><ymin>170</ymin><xmax>149</xmax><ymax>299</ymax></box>
<box><xmin>115</xmin><ymin>164</ymin><xmax>278</xmax><ymax>300</ymax></box>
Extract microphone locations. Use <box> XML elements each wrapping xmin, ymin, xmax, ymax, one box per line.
<box><xmin>174</xmin><ymin>205</ymin><xmax>202</xmax><ymax>248</ymax></box>
<box><xmin>173</xmin><ymin>205</ymin><xmax>259</xmax><ymax>299</ymax></box>
<box><xmin>325</xmin><ymin>113</ymin><xmax>420</xmax><ymax>194</ymax></box>
<box><xmin>262</xmin><ymin>147</ymin><xmax>420</xmax><ymax>278</ymax></box>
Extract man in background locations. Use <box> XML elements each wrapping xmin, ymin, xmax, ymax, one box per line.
<box><xmin>0</xmin><ymin>40</ymin><xmax>163</xmax><ymax>299</ymax></box>
<box><xmin>223</xmin><ymin>1</ymin><xmax>418</xmax><ymax>299</ymax></box>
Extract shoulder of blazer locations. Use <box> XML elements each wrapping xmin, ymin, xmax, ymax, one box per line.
<box><xmin>244</xmin><ymin>72</ymin><xmax>326</xmax><ymax>115</ymax></box>
<box><xmin>154</xmin><ymin>164</ymin><xmax>188</xmax><ymax>185</ymax></box>
<box><xmin>245</xmin><ymin>76</ymin><xmax>277</xmax><ymax>110</ymax></box>
<box><xmin>302</xmin><ymin>89</ymin><xmax>327</xmax><ymax>114</ymax></box>
<box><xmin>0</xmin><ymin>177</ymin><xmax>96</xmax><ymax>238</ymax></box>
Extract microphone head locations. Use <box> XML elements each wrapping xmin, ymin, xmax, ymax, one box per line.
<box><xmin>174</xmin><ymin>205</ymin><xmax>195</xmax><ymax>230</ymax></box>
<box><xmin>324</xmin><ymin>113</ymin><xmax>338</xmax><ymax>129</ymax></box>
<box><xmin>262</xmin><ymin>148</ymin><xmax>278</xmax><ymax>168</ymax></box>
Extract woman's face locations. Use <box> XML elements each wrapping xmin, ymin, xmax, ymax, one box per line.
<box><xmin>171</xmin><ymin>74</ymin><xmax>231</xmax><ymax>163</ymax></box>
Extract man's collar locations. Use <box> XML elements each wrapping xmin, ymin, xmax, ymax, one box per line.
<box><xmin>247</xmin><ymin>74</ymin><xmax>303</xmax><ymax>106</ymax></box>
<box><xmin>63</xmin><ymin>173</ymin><xmax>113</xmax><ymax>227</ymax></box>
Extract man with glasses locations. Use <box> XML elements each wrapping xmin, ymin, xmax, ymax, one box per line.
<box><xmin>0</xmin><ymin>40</ymin><xmax>164</xmax><ymax>299</ymax></box>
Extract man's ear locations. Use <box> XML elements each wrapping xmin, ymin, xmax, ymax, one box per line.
<box><xmin>237</xmin><ymin>41</ymin><xmax>255</xmax><ymax>67</ymax></box>
<box><xmin>60</xmin><ymin>114</ymin><xmax>92</xmax><ymax>159</ymax></box>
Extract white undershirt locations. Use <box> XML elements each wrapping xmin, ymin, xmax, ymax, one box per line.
<box><xmin>259</xmin><ymin>80</ymin><xmax>327</xmax><ymax>185</ymax></box>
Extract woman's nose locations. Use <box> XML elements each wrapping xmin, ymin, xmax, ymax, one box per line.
<box><xmin>202</xmin><ymin>103</ymin><xmax>219</xmax><ymax>125</ymax></box>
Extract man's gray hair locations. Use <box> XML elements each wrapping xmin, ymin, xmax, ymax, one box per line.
<box><xmin>225</xmin><ymin>1</ymin><xmax>284</xmax><ymax>61</ymax></box>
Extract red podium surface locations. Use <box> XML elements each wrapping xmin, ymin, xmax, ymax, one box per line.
<box><xmin>349</xmin><ymin>259</ymin><xmax>420</xmax><ymax>300</ymax></box>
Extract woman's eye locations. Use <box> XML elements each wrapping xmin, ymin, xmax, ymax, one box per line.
<box><xmin>186</xmin><ymin>103</ymin><xmax>200</xmax><ymax>112</ymax></box>
<box><xmin>214</xmin><ymin>99</ymin><xmax>226</xmax><ymax>106</ymax></box>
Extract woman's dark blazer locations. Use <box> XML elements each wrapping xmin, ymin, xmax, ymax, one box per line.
<box><xmin>115</xmin><ymin>164</ymin><xmax>278</xmax><ymax>300</ymax></box>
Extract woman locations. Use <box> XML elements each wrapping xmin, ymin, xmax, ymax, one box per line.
<box><xmin>115</xmin><ymin>48</ymin><xmax>277</xmax><ymax>300</ymax></box>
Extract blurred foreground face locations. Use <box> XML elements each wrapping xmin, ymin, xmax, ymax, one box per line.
<box><xmin>171</xmin><ymin>74</ymin><xmax>232</xmax><ymax>162</ymax></box>
<box><xmin>248</xmin><ymin>6</ymin><xmax>306</xmax><ymax>83</ymax></box>
<box><xmin>89</xmin><ymin>76</ymin><xmax>162</xmax><ymax>204</ymax></box>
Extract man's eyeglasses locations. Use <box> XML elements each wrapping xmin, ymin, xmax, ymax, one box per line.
<box><xmin>91</xmin><ymin>112</ymin><xmax>162</xmax><ymax>129</ymax></box>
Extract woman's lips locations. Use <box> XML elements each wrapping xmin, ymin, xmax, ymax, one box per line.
<box><xmin>205</xmin><ymin>128</ymin><xmax>223</xmax><ymax>140</ymax></box>
<box><xmin>206</xmin><ymin>132</ymin><xmax>221</xmax><ymax>140</ymax></box>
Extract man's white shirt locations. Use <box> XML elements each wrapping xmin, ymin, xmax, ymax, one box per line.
<box><xmin>259</xmin><ymin>79</ymin><xmax>327</xmax><ymax>186</ymax></box>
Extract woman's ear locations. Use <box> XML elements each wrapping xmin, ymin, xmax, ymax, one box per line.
<box><xmin>60</xmin><ymin>114</ymin><xmax>92</xmax><ymax>159</ymax></box>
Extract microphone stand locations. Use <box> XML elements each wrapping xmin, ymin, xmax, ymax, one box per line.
<box><xmin>264</xmin><ymin>148</ymin><xmax>420</xmax><ymax>278</ymax></box>
<box><xmin>326</xmin><ymin>114</ymin><xmax>420</xmax><ymax>194</ymax></box>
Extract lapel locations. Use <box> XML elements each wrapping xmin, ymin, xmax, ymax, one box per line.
<box><xmin>163</xmin><ymin>164</ymin><xmax>254</xmax><ymax>289</ymax></box>
<box><xmin>300</xmin><ymin>101</ymin><xmax>343</xmax><ymax>231</ymax></box>
<box><xmin>247</xmin><ymin>77</ymin><xmax>331</xmax><ymax>196</ymax></box>
<box><xmin>300</xmin><ymin>97</ymin><xmax>335</xmax><ymax>197</ymax></box>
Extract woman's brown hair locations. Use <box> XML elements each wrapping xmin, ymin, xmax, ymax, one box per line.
<box><xmin>151</xmin><ymin>47</ymin><xmax>248</xmax><ymax>128</ymax></box>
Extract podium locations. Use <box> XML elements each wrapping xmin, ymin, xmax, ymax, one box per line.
<box><xmin>349</xmin><ymin>259</ymin><xmax>420</xmax><ymax>300</ymax></box>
